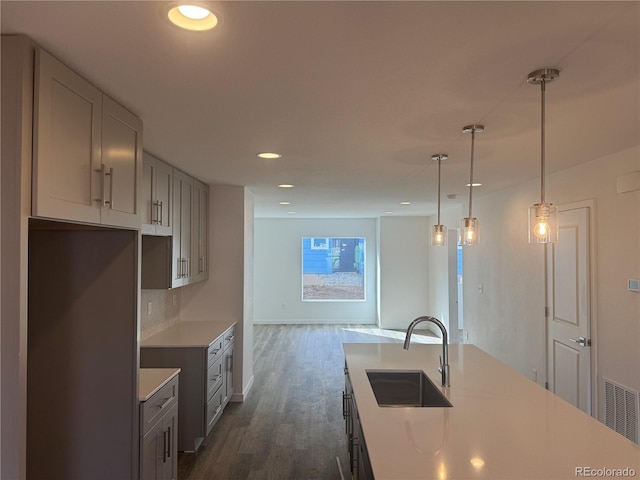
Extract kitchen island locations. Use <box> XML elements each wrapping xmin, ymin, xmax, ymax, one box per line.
<box><xmin>343</xmin><ymin>343</ymin><xmax>639</xmax><ymax>480</ymax></box>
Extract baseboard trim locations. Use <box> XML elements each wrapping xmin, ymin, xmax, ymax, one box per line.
<box><xmin>231</xmin><ymin>374</ymin><xmax>255</xmax><ymax>402</ymax></box>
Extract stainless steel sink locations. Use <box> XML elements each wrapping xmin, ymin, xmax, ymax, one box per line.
<box><xmin>366</xmin><ymin>370</ymin><xmax>452</xmax><ymax>407</ymax></box>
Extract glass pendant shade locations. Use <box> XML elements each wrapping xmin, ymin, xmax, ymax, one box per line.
<box><xmin>431</xmin><ymin>153</ymin><xmax>448</xmax><ymax>247</ymax></box>
<box><xmin>528</xmin><ymin>202</ymin><xmax>558</xmax><ymax>244</ymax></box>
<box><xmin>432</xmin><ymin>224</ymin><xmax>447</xmax><ymax>246</ymax></box>
<box><xmin>527</xmin><ymin>68</ymin><xmax>559</xmax><ymax>244</ymax></box>
<box><xmin>460</xmin><ymin>125</ymin><xmax>483</xmax><ymax>246</ymax></box>
<box><xmin>459</xmin><ymin>217</ymin><xmax>479</xmax><ymax>246</ymax></box>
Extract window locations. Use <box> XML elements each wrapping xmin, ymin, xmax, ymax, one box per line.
<box><xmin>301</xmin><ymin>237</ymin><xmax>365</xmax><ymax>301</ymax></box>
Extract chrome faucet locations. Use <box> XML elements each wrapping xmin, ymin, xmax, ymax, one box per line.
<box><xmin>403</xmin><ymin>316</ymin><xmax>450</xmax><ymax>387</ymax></box>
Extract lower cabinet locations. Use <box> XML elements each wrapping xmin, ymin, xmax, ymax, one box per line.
<box><xmin>141</xmin><ymin>324</ymin><xmax>235</xmax><ymax>452</ymax></box>
<box><xmin>343</xmin><ymin>365</ymin><xmax>373</xmax><ymax>480</ymax></box>
<box><xmin>140</xmin><ymin>375</ymin><xmax>179</xmax><ymax>480</ymax></box>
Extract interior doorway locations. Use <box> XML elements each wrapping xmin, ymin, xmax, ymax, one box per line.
<box><xmin>447</xmin><ymin>230</ymin><xmax>463</xmax><ymax>343</ymax></box>
<box><xmin>546</xmin><ymin>201</ymin><xmax>595</xmax><ymax>415</ymax></box>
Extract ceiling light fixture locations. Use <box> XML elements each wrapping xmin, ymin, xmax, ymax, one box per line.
<box><xmin>257</xmin><ymin>152</ymin><xmax>281</xmax><ymax>159</ymax></box>
<box><xmin>527</xmin><ymin>68</ymin><xmax>560</xmax><ymax>244</ymax></box>
<box><xmin>279</xmin><ymin>201</ymin><xmax>291</xmax><ymax>205</ymax></box>
<box><xmin>167</xmin><ymin>4</ymin><xmax>218</xmax><ymax>31</ymax></box>
<box><xmin>459</xmin><ymin>125</ymin><xmax>484</xmax><ymax>246</ymax></box>
<box><xmin>278</xmin><ymin>184</ymin><xmax>294</xmax><ymax>188</ymax></box>
<box><xmin>400</xmin><ymin>201</ymin><xmax>411</xmax><ymax>205</ymax></box>
<box><xmin>432</xmin><ymin>154</ymin><xmax>448</xmax><ymax>247</ymax></box>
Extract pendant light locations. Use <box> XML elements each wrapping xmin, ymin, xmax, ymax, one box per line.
<box><xmin>528</xmin><ymin>68</ymin><xmax>560</xmax><ymax>244</ymax></box>
<box><xmin>459</xmin><ymin>125</ymin><xmax>484</xmax><ymax>246</ymax></box>
<box><xmin>431</xmin><ymin>154</ymin><xmax>448</xmax><ymax>246</ymax></box>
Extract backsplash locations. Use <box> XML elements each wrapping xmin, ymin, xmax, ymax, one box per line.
<box><xmin>140</xmin><ymin>289</ymin><xmax>181</xmax><ymax>340</ymax></box>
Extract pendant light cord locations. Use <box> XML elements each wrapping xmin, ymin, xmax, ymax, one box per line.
<box><xmin>437</xmin><ymin>156</ymin><xmax>442</xmax><ymax>225</ymax></box>
<box><xmin>468</xmin><ymin>129</ymin><xmax>475</xmax><ymax>218</ymax></box>
<box><xmin>540</xmin><ymin>78</ymin><xmax>546</xmax><ymax>205</ymax></box>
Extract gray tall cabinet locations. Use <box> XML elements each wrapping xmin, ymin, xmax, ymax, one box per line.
<box><xmin>3</xmin><ymin>34</ymin><xmax>142</xmax><ymax>480</ymax></box>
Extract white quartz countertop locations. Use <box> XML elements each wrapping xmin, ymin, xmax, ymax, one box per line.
<box><xmin>139</xmin><ymin>368</ymin><xmax>180</xmax><ymax>402</ymax></box>
<box><xmin>140</xmin><ymin>320</ymin><xmax>237</xmax><ymax>348</ymax></box>
<box><xmin>343</xmin><ymin>343</ymin><xmax>640</xmax><ymax>480</ymax></box>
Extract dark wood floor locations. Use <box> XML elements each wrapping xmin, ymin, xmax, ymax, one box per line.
<box><xmin>177</xmin><ymin>324</ymin><xmax>436</xmax><ymax>480</ymax></box>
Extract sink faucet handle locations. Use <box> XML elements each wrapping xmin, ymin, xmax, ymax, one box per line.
<box><xmin>438</xmin><ymin>355</ymin><xmax>443</xmax><ymax>373</ymax></box>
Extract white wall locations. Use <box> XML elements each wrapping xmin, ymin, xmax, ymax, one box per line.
<box><xmin>254</xmin><ymin>218</ymin><xmax>377</xmax><ymax>324</ymax></box>
<box><xmin>462</xmin><ymin>146</ymin><xmax>640</xmax><ymax>422</ymax></box>
<box><xmin>181</xmin><ymin>185</ymin><xmax>255</xmax><ymax>400</ymax></box>
<box><xmin>378</xmin><ymin>216</ymin><xmax>430</xmax><ymax>329</ymax></box>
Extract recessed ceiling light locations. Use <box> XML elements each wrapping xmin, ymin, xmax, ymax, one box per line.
<box><xmin>278</xmin><ymin>184</ymin><xmax>294</xmax><ymax>188</ymax></box>
<box><xmin>287</xmin><ymin>211</ymin><xmax>296</xmax><ymax>215</ymax></box>
<box><xmin>466</xmin><ymin>183</ymin><xmax>482</xmax><ymax>187</ymax></box>
<box><xmin>257</xmin><ymin>152</ymin><xmax>281</xmax><ymax>159</ymax></box>
<box><xmin>167</xmin><ymin>4</ymin><xmax>218</xmax><ymax>31</ymax></box>
<box><xmin>400</xmin><ymin>201</ymin><xmax>411</xmax><ymax>205</ymax></box>
<box><xmin>279</xmin><ymin>201</ymin><xmax>291</xmax><ymax>205</ymax></box>
<box><xmin>384</xmin><ymin>211</ymin><xmax>393</xmax><ymax>215</ymax></box>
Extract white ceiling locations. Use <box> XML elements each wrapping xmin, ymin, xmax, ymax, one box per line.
<box><xmin>2</xmin><ymin>1</ymin><xmax>638</xmax><ymax>218</ymax></box>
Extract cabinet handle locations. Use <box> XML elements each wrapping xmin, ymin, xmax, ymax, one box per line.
<box><xmin>158</xmin><ymin>396</ymin><xmax>173</xmax><ymax>410</ymax></box>
<box><xmin>167</xmin><ymin>425</ymin><xmax>171</xmax><ymax>459</ymax></box>
<box><xmin>94</xmin><ymin>165</ymin><xmax>106</xmax><ymax>206</ymax></box>
<box><xmin>151</xmin><ymin>201</ymin><xmax>158</xmax><ymax>224</ymax></box>
<box><xmin>158</xmin><ymin>201</ymin><xmax>163</xmax><ymax>225</ymax></box>
<box><xmin>105</xmin><ymin>167</ymin><xmax>114</xmax><ymax>209</ymax></box>
<box><xmin>162</xmin><ymin>430</ymin><xmax>167</xmax><ymax>463</ymax></box>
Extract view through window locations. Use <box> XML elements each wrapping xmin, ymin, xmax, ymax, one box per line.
<box><xmin>302</xmin><ymin>237</ymin><xmax>365</xmax><ymax>301</ymax></box>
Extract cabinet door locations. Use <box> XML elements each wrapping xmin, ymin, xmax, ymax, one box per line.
<box><xmin>223</xmin><ymin>343</ymin><xmax>234</xmax><ymax>406</ymax></box>
<box><xmin>192</xmin><ymin>180</ymin><xmax>209</xmax><ymax>283</ymax></box>
<box><xmin>142</xmin><ymin>153</ymin><xmax>172</xmax><ymax>236</ymax></box>
<box><xmin>162</xmin><ymin>403</ymin><xmax>178</xmax><ymax>480</ymax></box>
<box><xmin>172</xmin><ymin>170</ymin><xmax>193</xmax><ymax>287</ymax></box>
<box><xmin>141</xmin><ymin>153</ymin><xmax>156</xmax><ymax>234</ymax></box>
<box><xmin>101</xmin><ymin>95</ymin><xmax>142</xmax><ymax>228</ymax></box>
<box><xmin>33</xmin><ymin>48</ymin><xmax>102</xmax><ymax>224</ymax></box>
<box><xmin>141</xmin><ymin>419</ymin><xmax>163</xmax><ymax>480</ymax></box>
<box><xmin>155</xmin><ymin>159</ymin><xmax>173</xmax><ymax>236</ymax></box>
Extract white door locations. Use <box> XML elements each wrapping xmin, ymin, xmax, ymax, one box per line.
<box><xmin>546</xmin><ymin>205</ymin><xmax>592</xmax><ymax>414</ymax></box>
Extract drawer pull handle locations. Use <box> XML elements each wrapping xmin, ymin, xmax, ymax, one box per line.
<box><xmin>158</xmin><ymin>396</ymin><xmax>173</xmax><ymax>410</ymax></box>
<box><xmin>225</xmin><ymin>335</ymin><xmax>235</xmax><ymax>343</ymax></box>
<box><xmin>167</xmin><ymin>425</ymin><xmax>171</xmax><ymax>459</ymax></box>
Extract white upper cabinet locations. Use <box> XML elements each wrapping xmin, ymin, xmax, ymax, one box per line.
<box><xmin>142</xmin><ymin>152</ymin><xmax>172</xmax><ymax>236</ymax></box>
<box><xmin>172</xmin><ymin>169</ymin><xmax>193</xmax><ymax>288</ymax></box>
<box><xmin>192</xmin><ymin>180</ymin><xmax>209</xmax><ymax>283</ymax></box>
<box><xmin>33</xmin><ymin>48</ymin><xmax>142</xmax><ymax>228</ymax></box>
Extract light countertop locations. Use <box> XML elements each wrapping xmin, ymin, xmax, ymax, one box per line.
<box><xmin>140</xmin><ymin>320</ymin><xmax>237</xmax><ymax>348</ymax></box>
<box><xmin>343</xmin><ymin>343</ymin><xmax>640</xmax><ymax>480</ymax></box>
<box><xmin>139</xmin><ymin>368</ymin><xmax>180</xmax><ymax>402</ymax></box>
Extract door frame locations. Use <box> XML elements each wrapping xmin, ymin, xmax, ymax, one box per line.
<box><xmin>544</xmin><ymin>199</ymin><xmax>599</xmax><ymax>417</ymax></box>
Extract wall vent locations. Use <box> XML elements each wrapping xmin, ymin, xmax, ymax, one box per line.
<box><xmin>604</xmin><ymin>378</ymin><xmax>639</xmax><ymax>444</ymax></box>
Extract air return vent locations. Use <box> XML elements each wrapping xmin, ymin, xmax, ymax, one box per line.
<box><xmin>604</xmin><ymin>378</ymin><xmax>639</xmax><ymax>444</ymax></box>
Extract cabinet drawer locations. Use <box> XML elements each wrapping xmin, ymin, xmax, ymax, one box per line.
<box><xmin>207</xmin><ymin>336</ymin><xmax>224</xmax><ymax>367</ymax></box>
<box><xmin>140</xmin><ymin>376</ymin><xmax>178</xmax><ymax>436</ymax></box>
<box><xmin>223</xmin><ymin>326</ymin><xmax>235</xmax><ymax>351</ymax></box>
<box><xmin>206</xmin><ymin>354</ymin><xmax>224</xmax><ymax>402</ymax></box>
<box><xmin>206</xmin><ymin>385</ymin><xmax>224</xmax><ymax>436</ymax></box>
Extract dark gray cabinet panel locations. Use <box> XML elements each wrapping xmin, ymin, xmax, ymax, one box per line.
<box><xmin>28</xmin><ymin>225</ymin><xmax>139</xmax><ymax>480</ymax></box>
